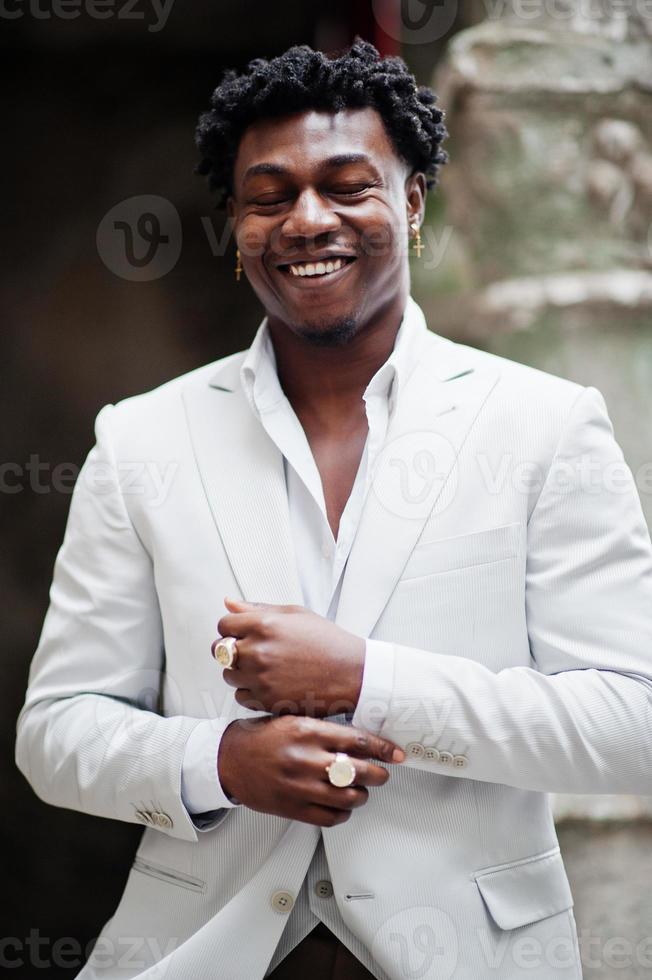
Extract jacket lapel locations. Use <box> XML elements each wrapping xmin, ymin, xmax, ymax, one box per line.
<box><xmin>181</xmin><ymin>322</ymin><xmax>501</xmax><ymax>631</ymax></box>
<box><xmin>181</xmin><ymin>356</ymin><xmax>303</xmax><ymax>605</ymax></box>
<box><xmin>335</xmin><ymin>335</ymin><xmax>501</xmax><ymax>638</ymax></box>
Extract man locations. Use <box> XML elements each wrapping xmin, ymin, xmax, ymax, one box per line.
<box><xmin>15</xmin><ymin>38</ymin><xmax>652</xmax><ymax>980</ymax></box>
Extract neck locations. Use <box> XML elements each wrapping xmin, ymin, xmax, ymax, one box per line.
<box><xmin>266</xmin><ymin>292</ymin><xmax>407</xmax><ymax>429</ymax></box>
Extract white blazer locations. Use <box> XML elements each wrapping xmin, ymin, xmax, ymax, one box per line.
<box><xmin>16</xmin><ymin>297</ymin><xmax>652</xmax><ymax>980</ymax></box>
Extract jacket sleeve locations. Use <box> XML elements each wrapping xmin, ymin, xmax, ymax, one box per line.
<box><xmin>358</xmin><ymin>386</ymin><xmax>652</xmax><ymax>795</ymax></box>
<box><xmin>15</xmin><ymin>404</ymin><xmax>235</xmax><ymax>842</ymax></box>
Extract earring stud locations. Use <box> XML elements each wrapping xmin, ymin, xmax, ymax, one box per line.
<box><xmin>235</xmin><ymin>247</ymin><xmax>242</xmax><ymax>281</ymax></box>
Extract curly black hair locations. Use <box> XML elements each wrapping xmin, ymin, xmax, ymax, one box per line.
<box><xmin>194</xmin><ymin>37</ymin><xmax>448</xmax><ymax>210</ymax></box>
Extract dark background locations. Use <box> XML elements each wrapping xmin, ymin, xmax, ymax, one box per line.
<box><xmin>2</xmin><ymin>3</ymin><xmax>475</xmax><ymax>975</ymax></box>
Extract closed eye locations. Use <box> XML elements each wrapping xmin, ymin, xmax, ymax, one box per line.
<box><xmin>251</xmin><ymin>184</ymin><xmax>377</xmax><ymax>207</ymax></box>
<box><xmin>251</xmin><ymin>197</ymin><xmax>289</xmax><ymax>207</ymax></box>
<box><xmin>330</xmin><ymin>184</ymin><xmax>376</xmax><ymax>196</ymax></box>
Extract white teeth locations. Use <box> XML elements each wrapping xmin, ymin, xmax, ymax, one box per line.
<box><xmin>288</xmin><ymin>257</ymin><xmax>347</xmax><ymax>277</ymax></box>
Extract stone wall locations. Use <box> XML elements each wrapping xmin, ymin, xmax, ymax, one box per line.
<box><xmin>413</xmin><ymin>1</ymin><xmax>652</xmax><ymax>818</ymax></box>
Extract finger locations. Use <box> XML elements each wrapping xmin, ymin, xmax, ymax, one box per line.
<box><xmin>233</xmin><ymin>688</ymin><xmax>265</xmax><ymax>712</ymax></box>
<box><xmin>224</xmin><ymin>596</ymin><xmax>285</xmax><ymax>613</ymax></box>
<box><xmin>216</xmin><ymin>611</ymin><xmax>260</xmax><ymax>639</ymax></box>
<box><xmin>225</xmin><ymin>597</ymin><xmax>305</xmax><ymax>615</ymax></box>
<box><xmin>224</xmin><ymin>596</ymin><xmax>264</xmax><ymax>613</ymax></box>
<box><xmin>300</xmin><ymin>805</ymin><xmax>352</xmax><ymax>828</ymax></box>
<box><xmin>331</xmin><ymin>726</ymin><xmax>405</xmax><ymax>765</ymax></box>
<box><xmin>222</xmin><ymin>669</ymin><xmax>241</xmax><ymax>688</ymax></box>
<box><xmin>308</xmin><ymin>781</ymin><xmax>369</xmax><ymax>811</ymax></box>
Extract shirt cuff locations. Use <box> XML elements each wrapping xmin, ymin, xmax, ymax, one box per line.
<box><xmin>351</xmin><ymin>639</ymin><xmax>395</xmax><ymax>735</ymax></box>
<box><xmin>181</xmin><ymin>719</ymin><xmax>241</xmax><ymax>815</ymax></box>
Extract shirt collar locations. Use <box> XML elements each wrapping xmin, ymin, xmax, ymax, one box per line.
<box><xmin>240</xmin><ymin>294</ymin><xmax>430</xmax><ymax>419</ymax></box>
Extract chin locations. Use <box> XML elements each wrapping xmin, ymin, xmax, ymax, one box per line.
<box><xmin>291</xmin><ymin>312</ymin><xmax>359</xmax><ymax>348</ymax></box>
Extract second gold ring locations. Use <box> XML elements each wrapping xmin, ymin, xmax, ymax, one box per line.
<box><xmin>212</xmin><ymin>636</ymin><xmax>238</xmax><ymax>669</ymax></box>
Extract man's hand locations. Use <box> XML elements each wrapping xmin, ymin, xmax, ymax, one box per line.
<box><xmin>215</xmin><ymin>598</ymin><xmax>366</xmax><ymax>716</ymax></box>
<box><xmin>218</xmin><ymin>714</ymin><xmax>405</xmax><ymax>827</ymax></box>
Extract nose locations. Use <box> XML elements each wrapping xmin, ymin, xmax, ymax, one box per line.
<box><xmin>280</xmin><ymin>188</ymin><xmax>341</xmax><ymax>240</ymax></box>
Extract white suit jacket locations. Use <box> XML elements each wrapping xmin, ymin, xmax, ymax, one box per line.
<box><xmin>15</xmin><ymin>296</ymin><xmax>652</xmax><ymax>979</ymax></box>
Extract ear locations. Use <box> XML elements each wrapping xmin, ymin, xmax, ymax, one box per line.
<box><xmin>405</xmin><ymin>171</ymin><xmax>426</xmax><ymax>231</ymax></box>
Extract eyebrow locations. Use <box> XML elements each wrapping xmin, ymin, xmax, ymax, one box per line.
<box><xmin>242</xmin><ymin>153</ymin><xmax>380</xmax><ymax>182</ymax></box>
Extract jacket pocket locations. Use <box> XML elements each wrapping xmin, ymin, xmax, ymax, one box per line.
<box><xmin>131</xmin><ymin>856</ymin><xmax>206</xmax><ymax>894</ymax></box>
<box><xmin>472</xmin><ymin>847</ymin><xmax>573</xmax><ymax>930</ymax></box>
<box><xmin>401</xmin><ymin>522</ymin><xmax>521</xmax><ymax>581</ymax></box>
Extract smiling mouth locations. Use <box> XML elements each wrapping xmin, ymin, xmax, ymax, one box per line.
<box><xmin>276</xmin><ymin>256</ymin><xmax>357</xmax><ymax>280</ymax></box>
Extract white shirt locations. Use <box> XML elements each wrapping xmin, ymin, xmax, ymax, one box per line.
<box><xmin>180</xmin><ymin>295</ymin><xmax>430</xmax><ymax>976</ymax></box>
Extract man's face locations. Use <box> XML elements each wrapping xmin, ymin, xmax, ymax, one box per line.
<box><xmin>227</xmin><ymin>107</ymin><xmax>424</xmax><ymax>345</ymax></box>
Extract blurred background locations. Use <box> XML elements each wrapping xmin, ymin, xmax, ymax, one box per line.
<box><xmin>3</xmin><ymin>0</ymin><xmax>651</xmax><ymax>975</ymax></box>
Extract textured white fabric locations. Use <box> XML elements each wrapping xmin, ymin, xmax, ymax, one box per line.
<box><xmin>180</xmin><ymin>302</ymin><xmax>425</xmax><ymax>815</ymax></box>
<box><xmin>181</xmin><ymin>299</ymin><xmax>427</xmax><ymax>976</ymax></box>
<box><xmin>15</xmin><ymin>295</ymin><xmax>652</xmax><ymax>980</ymax></box>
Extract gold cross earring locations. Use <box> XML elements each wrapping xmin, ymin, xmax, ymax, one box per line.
<box><xmin>235</xmin><ymin>247</ymin><xmax>242</xmax><ymax>282</ymax></box>
<box><xmin>411</xmin><ymin>223</ymin><xmax>423</xmax><ymax>259</ymax></box>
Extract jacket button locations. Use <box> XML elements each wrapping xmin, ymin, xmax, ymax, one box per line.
<box><xmin>153</xmin><ymin>812</ymin><xmax>173</xmax><ymax>829</ymax></box>
<box><xmin>271</xmin><ymin>890</ymin><xmax>295</xmax><ymax>913</ymax></box>
<box><xmin>406</xmin><ymin>741</ymin><xmax>425</xmax><ymax>759</ymax></box>
<box><xmin>424</xmin><ymin>747</ymin><xmax>440</xmax><ymax>762</ymax></box>
<box><xmin>438</xmin><ymin>751</ymin><xmax>454</xmax><ymax>766</ymax></box>
<box><xmin>314</xmin><ymin>879</ymin><xmax>333</xmax><ymax>898</ymax></box>
<box><xmin>453</xmin><ymin>755</ymin><xmax>468</xmax><ymax>769</ymax></box>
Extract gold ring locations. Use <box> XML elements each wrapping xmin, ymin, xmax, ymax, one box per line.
<box><xmin>326</xmin><ymin>752</ymin><xmax>356</xmax><ymax>788</ymax></box>
<box><xmin>212</xmin><ymin>636</ymin><xmax>238</xmax><ymax>669</ymax></box>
